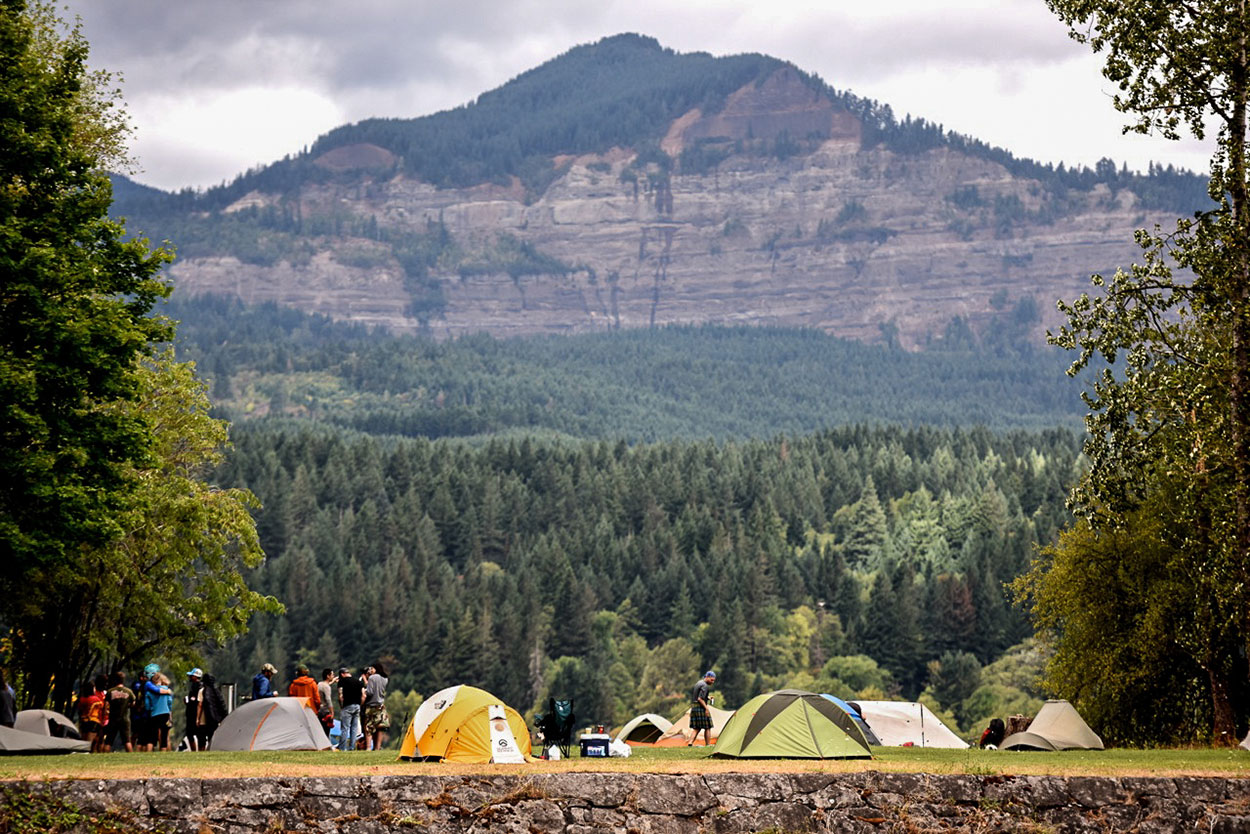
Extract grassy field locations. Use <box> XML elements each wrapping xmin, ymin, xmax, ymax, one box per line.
<box><xmin>2</xmin><ymin>744</ymin><xmax>1248</xmax><ymax>781</ymax></box>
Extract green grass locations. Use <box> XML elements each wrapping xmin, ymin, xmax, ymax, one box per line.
<box><xmin>1</xmin><ymin>744</ymin><xmax>1247</xmax><ymax>781</ymax></box>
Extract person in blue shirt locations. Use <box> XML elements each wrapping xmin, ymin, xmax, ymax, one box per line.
<box><xmin>252</xmin><ymin>663</ymin><xmax>277</xmax><ymax>700</ymax></box>
<box><xmin>139</xmin><ymin>665</ymin><xmax>173</xmax><ymax>751</ymax></box>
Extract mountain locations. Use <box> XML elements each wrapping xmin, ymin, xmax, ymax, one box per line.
<box><xmin>115</xmin><ymin>34</ymin><xmax>1209</xmax><ymax>349</ymax></box>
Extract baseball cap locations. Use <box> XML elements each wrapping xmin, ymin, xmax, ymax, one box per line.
<box><xmin>705</xmin><ymin>670</ymin><xmax>717</xmax><ymax>679</ymax></box>
<box><xmin>187</xmin><ymin>668</ymin><xmax>202</xmax><ymax>677</ymax></box>
<box><xmin>339</xmin><ymin>666</ymin><xmax>350</xmax><ymax>676</ymax></box>
<box><xmin>261</xmin><ymin>663</ymin><xmax>277</xmax><ymax>674</ymax></box>
<box><xmin>143</xmin><ymin>663</ymin><xmax>160</xmax><ymax>677</ymax></box>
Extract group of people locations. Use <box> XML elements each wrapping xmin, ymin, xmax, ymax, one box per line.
<box><xmin>73</xmin><ymin>665</ymin><xmax>228</xmax><ymax>753</ymax></box>
<box><xmin>61</xmin><ymin>660</ymin><xmax>390</xmax><ymax>753</ymax></box>
<box><xmin>250</xmin><ymin>662</ymin><xmax>390</xmax><ymax>752</ymax></box>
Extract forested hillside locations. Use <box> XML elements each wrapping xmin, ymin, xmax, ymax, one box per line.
<box><xmin>170</xmin><ymin>295</ymin><xmax>1083</xmax><ymax>438</ymax></box>
<box><xmin>204</xmin><ymin>421</ymin><xmax>1081</xmax><ymax>739</ymax></box>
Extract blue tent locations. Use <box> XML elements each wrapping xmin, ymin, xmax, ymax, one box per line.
<box><xmin>820</xmin><ymin>694</ymin><xmax>880</xmax><ymax>746</ymax></box>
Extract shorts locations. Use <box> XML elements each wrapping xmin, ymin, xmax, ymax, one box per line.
<box><xmin>364</xmin><ymin>704</ymin><xmax>390</xmax><ymax>734</ymax></box>
<box><xmin>690</xmin><ymin>704</ymin><xmax>713</xmax><ymax>731</ymax></box>
<box><xmin>79</xmin><ymin>719</ymin><xmax>101</xmax><ymax>736</ymax></box>
<box><xmin>106</xmin><ymin>719</ymin><xmax>130</xmax><ymax>747</ymax></box>
<box><xmin>142</xmin><ymin>714</ymin><xmax>170</xmax><ymax>747</ymax></box>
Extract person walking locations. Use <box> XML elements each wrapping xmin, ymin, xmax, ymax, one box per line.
<box><xmin>363</xmin><ymin>662</ymin><xmax>390</xmax><ymax>751</ymax></box>
<box><xmin>336</xmin><ymin>667</ymin><xmax>364</xmax><ymax>752</ymax></box>
<box><xmin>251</xmin><ymin>663</ymin><xmax>277</xmax><ymax>700</ymax></box>
<box><xmin>689</xmin><ymin>670</ymin><xmax>716</xmax><ymax>747</ymax></box>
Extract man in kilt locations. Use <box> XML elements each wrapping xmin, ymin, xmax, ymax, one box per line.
<box><xmin>689</xmin><ymin>670</ymin><xmax>716</xmax><ymax>746</ymax></box>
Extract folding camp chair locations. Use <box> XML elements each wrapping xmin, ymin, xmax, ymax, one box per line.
<box><xmin>535</xmin><ymin>697</ymin><xmax>575</xmax><ymax>759</ymax></box>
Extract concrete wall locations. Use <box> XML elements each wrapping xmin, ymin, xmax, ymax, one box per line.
<box><xmin>18</xmin><ymin>771</ymin><xmax>1250</xmax><ymax>833</ymax></box>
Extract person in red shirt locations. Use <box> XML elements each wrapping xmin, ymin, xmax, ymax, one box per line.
<box><xmin>287</xmin><ymin>665</ymin><xmax>321</xmax><ymax>714</ymax></box>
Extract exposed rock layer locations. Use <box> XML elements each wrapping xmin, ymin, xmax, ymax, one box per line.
<box><xmin>167</xmin><ymin>71</ymin><xmax>1183</xmax><ymax>348</ymax></box>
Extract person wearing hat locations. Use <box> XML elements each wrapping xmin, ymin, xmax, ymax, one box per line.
<box><xmin>252</xmin><ymin>663</ymin><xmax>277</xmax><ymax>701</ymax></box>
<box><xmin>689</xmin><ymin>670</ymin><xmax>717</xmax><ymax>747</ymax></box>
<box><xmin>184</xmin><ymin>668</ymin><xmax>203</xmax><ymax>751</ymax></box>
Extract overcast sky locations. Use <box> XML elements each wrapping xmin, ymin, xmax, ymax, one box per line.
<box><xmin>62</xmin><ymin>0</ymin><xmax>1214</xmax><ymax>193</ymax></box>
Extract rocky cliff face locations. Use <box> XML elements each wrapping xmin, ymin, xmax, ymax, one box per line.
<box><xmin>167</xmin><ymin>69</ymin><xmax>1175</xmax><ymax>348</ymax></box>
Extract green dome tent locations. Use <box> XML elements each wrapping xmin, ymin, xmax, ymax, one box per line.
<box><xmin>712</xmin><ymin>690</ymin><xmax>873</xmax><ymax>759</ymax></box>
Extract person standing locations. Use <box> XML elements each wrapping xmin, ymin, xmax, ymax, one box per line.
<box><xmin>184</xmin><ymin>668</ymin><xmax>203</xmax><ymax>751</ymax></box>
<box><xmin>104</xmin><ymin>672</ymin><xmax>135</xmax><ymax>752</ymax></box>
<box><xmin>363</xmin><ymin>662</ymin><xmax>390</xmax><ymax>751</ymax></box>
<box><xmin>336</xmin><ymin>667</ymin><xmax>364</xmax><ymax>752</ymax></box>
<box><xmin>252</xmin><ymin>663</ymin><xmax>277</xmax><ymax>700</ymax></box>
<box><xmin>316</xmin><ymin>668</ymin><xmax>335</xmax><ymax>736</ymax></box>
<box><xmin>195</xmin><ymin>673</ymin><xmax>227</xmax><ymax>751</ymax></box>
<box><xmin>0</xmin><ymin>669</ymin><xmax>16</xmax><ymax>728</ymax></box>
<box><xmin>143</xmin><ymin>671</ymin><xmax>174</xmax><ymax>752</ymax></box>
<box><xmin>689</xmin><ymin>670</ymin><xmax>717</xmax><ymax>747</ymax></box>
<box><xmin>75</xmin><ymin>679</ymin><xmax>104</xmax><ymax>751</ymax></box>
<box><xmin>288</xmin><ymin>665</ymin><xmax>320</xmax><ymax>713</ymax></box>
<box><xmin>132</xmin><ymin>667</ymin><xmax>153</xmax><ymax>752</ymax></box>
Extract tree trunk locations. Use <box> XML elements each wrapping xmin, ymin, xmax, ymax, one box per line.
<box><xmin>1208</xmin><ymin>666</ymin><xmax>1238</xmax><ymax>746</ymax></box>
<box><xmin>1233</xmin><ymin>0</ymin><xmax>1250</xmax><ymax>680</ymax></box>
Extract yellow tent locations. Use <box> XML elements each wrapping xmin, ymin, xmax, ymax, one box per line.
<box><xmin>398</xmin><ymin>684</ymin><xmax>532</xmax><ymax>763</ymax></box>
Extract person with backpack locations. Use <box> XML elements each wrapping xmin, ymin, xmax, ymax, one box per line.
<box><xmin>104</xmin><ymin>671</ymin><xmax>135</xmax><ymax>752</ymax></box>
<box><xmin>195</xmin><ymin>673</ymin><xmax>227</xmax><ymax>750</ymax></box>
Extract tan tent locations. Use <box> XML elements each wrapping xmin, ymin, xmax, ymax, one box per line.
<box><xmin>1001</xmin><ymin>700</ymin><xmax>1103</xmax><ymax>751</ymax></box>
<box><xmin>850</xmin><ymin>700</ymin><xmax>968</xmax><ymax>749</ymax></box>
<box><xmin>211</xmin><ymin>697</ymin><xmax>331</xmax><ymax>751</ymax></box>
<box><xmin>15</xmin><ymin>709</ymin><xmax>80</xmax><ymax>739</ymax></box>
<box><xmin>0</xmin><ymin>725</ymin><xmax>90</xmax><ymax>755</ymax></box>
<box><xmin>654</xmin><ymin>704</ymin><xmax>735</xmax><ymax>747</ymax></box>
<box><xmin>615</xmin><ymin>712</ymin><xmax>673</xmax><ymax>746</ymax></box>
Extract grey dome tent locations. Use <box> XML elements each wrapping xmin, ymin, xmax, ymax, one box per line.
<box><xmin>615</xmin><ymin>712</ymin><xmax>672</xmax><ymax>746</ymax></box>
<box><xmin>211</xmin><ymin>697</ymin><xmax>331</xmax><ymax>751</ymax></box>
<box><xmin>0</xmin><ymin>724</ymin><xmax>89</xmax><ymax>755</ymax></box>
<box><xmin>1001</xmin><ymin>700</ymin><xmax>1103</xmax><ymax>751</ymax></box>
<box><xmin>15</xmin><ymin>709</ymin><xmax>81</xmax><ymax>739</ymax></box>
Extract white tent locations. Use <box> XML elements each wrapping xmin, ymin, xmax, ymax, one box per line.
<box><xmin>211</xmin><ymin>697</ymin><xmax>331</xmax><ymax>752</ymax></box>
<box><xmin>850</xmin><ymin>700</ymin><xmax>968</xmax><ymax>749</ymax></box>
<box><xmin>654</xmin><ymin>704</ymin><xmax>735</xmax><ymax>747</ymax></box>
<box><xmin>615</xmin><ymin>712</ymin><xmax>673</xmax><ymax>745</ymax></box>
<box><xmin>1001</xmin><ymin>700</ymin><xmax>1103</xmax><ymax>751</ymax></box>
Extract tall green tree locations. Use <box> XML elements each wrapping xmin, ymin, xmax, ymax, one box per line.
<box><xmin>0</xmin><ymin>0</ymin><xmax>170</xmax><ymax>593</ymax></box>
<box><xmin>9</xmin><ymin>353</ymin><xmax>282</xmax><ymax>710</ymax></box>
<box><xmin>1035</xmin><ymin>0</ymin><xmax>1250</xmax><ymax>741</ymax></box>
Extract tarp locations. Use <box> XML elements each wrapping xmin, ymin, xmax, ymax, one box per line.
<box><xmin>654</xmin><ymin>704</ymin><xmax>736</xmax><ymax>747</ymax></box>
<box><xmin>1001</xmin><ymin>700</ymin><xmax>1103</xmax><ymax>751</ymax></box>
<box><xmin>820</xmin><ymin>694</ymin><xmax>881</xmax><ymax>746</ymax></box>
<box><xmin>211</xmin><ymin>697</ymin><xmax>331</xmax><ymax>751</ymax></box>
<box><xmin>0</xmin><ymin>724</ymin><xmax>90</xmax><ymax>755</ymax></box>
<box><xmin>1241</xmin><ymin>731</ymin><xmax>1250</xmax><ymax>752</ymax></box>
<box><xmin>850</xmin><ymin>700</ymin><xmax>968</xmax><ymax>749</ymax></box>
<box><xmin>15</xmin><ymin>709</ymin><xmax>81</xmax><ymax>739</ymax></box>
<box><xmin>398</xmin><ymin>685</ymin><xmax>531</xmax><ymax>763</ymax></box>
<box><xmin>713</xmin><ymin>690</ymin><xmax>872</xmax><ymax>759</ymax></box>
<box><xmin>614</xmin><ymin>713</ymin><xmax>673</xmax><ymax>746</ymax></box>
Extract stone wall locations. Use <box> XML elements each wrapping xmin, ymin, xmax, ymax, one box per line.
<box><xmin>17</xmin><ymin>771</ymin><xmax>1250</xmax><ymax>833</ymax></box>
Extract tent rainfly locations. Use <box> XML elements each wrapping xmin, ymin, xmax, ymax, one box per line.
<box><xmin>850</xmin><ymin>700</ymin><xmax>969</xmax><ymax>749</ymax></box>
<box><xmin>14</xmin><ymin>709</ymin><xmax>81</xmax><ymax>739</ymax></box>
<box><xmin>615</xmin><ymin>713</ymin><xmax>673</xmax><ymax>746</ymax></box>
<box><xmin>398</xmin><ymin>685</ymin><xmax>530</xmax><ymax>763</ymax></box>
<box><xmin>1001</xmin><ymin>700</ymin><xmax>1104</xmax><ymax>751</ymax></box>
<box><xmin>820</xmin><ymin>694</ymin><xmax>881</xmax><ymax>746</ymax></box>
<box><xmin>653</xmin><ymin>704</ymin><xmax>736</xmax><ymax>747</ymax></box>
<box><xmin>211</xmin><ymin>697</ymin><xmax>331</xmax><ymax>751</ymax></box>
<box><xmin>713</xmin><ymin>690</ymin><xmax>872</xmax><ymax>759</ymax></box>
<box><xmin>0</xmin><ymin>725</ymin><xmax>90</xmax><ymax>755</ymax></box>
